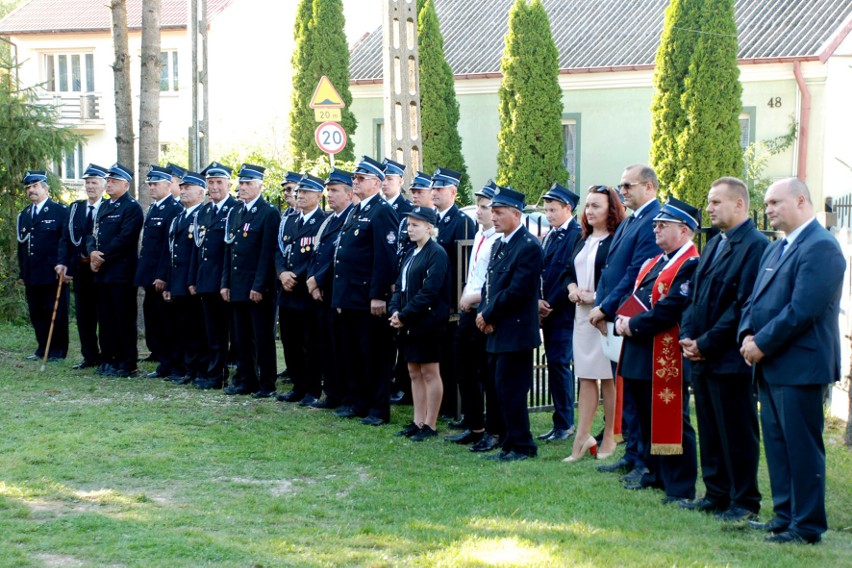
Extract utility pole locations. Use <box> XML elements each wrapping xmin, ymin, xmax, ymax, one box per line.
<box><xmin>382</xmin><ymin>0</ymin><xmax>421</xmax><ymax>186</ymax></box>
<box><xmin>188</xmin><ymin>0</ymin><xmax>209</xmax><ymax>170</ymax></box>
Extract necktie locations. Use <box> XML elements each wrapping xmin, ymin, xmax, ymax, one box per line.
<box><xmin>711</xmin><ymin>236</ymin><xmax>728</xmax><ymax>264</ymax></box>
<box><xmin>297</xmin><ymin>216</ymin><xmax>304</xmax><ymax>230</ymax></box>
<box><xmin>85</xmin><ymin>205</ymin><xmax>94</xmax><ymax>234</ymax></box>
<box><xmin>769</xmin><ymin>238</ymin><xmax>787</xmax><ymax>268</ymax></box>
<box><xmin>31</xmin><ymin>205</ymin><xmax>36</xmax><ymax>219</ymax></box>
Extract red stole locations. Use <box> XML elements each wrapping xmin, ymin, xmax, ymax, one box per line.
<box><xmin>633</xmin><ymin>244</ymin><xmax>698</xmax><ymax>455</ymax></box>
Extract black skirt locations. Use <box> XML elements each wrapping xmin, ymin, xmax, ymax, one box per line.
<box><xmin>401</xmin><ymin>330</ymin><xmax>442</xmax><ymax>363</ymax></box>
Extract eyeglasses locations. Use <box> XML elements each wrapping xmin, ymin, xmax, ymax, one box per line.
<box><xmin>617</xmin><ymin>181</ymin><xmax>646</xmax><ymax>191</ymax></box>
<box><xmin>588</xmin><ymin>185</ymin><xmax>609</xmax><ymax>194</ymax></box>
<box><xmin>652</xmin><ymin>221</ymin><xmax>680</xmax><ymax>230</ymax></box>
<box><xmin>353</xmin><ymin>174</ymin><xmax>377</xmax><ymax>183</ymax></box>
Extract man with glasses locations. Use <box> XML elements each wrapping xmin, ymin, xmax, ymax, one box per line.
<box><xmin>431</xmin><ymin>168</ymin><xmax>477</xmax><ymax>422</ymax></box>
<box><xmin>331</xmin><ymin>156</ymin><xmax>399</xmax><ymax>425</ymax></box>
<box><xmin>615</xmin><ymin>197</ymin><xmax>700</xmax><ymax>505</ymax></box>
<box><xmin>591</xmin><ymin>164</ymin><xmax>662</xmax><ymax>483</ymax></box>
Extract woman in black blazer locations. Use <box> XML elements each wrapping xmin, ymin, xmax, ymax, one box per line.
<box><xmin>562</xmin><ymin>186</ymin><xmax>625</xmax><ymax>462</ymax></box>
<box><xmin>389</xmin><ymin>207</ymin><xmax>450</xmax><ymax>442</ymax></box>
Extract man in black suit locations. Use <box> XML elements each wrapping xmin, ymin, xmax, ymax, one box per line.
<box><xmin>381</xmin><ymin>158</ymin><xmax>413</xmax><ymax>214</ymax></box>
<box><xmin>331</xmin><ymin>156</ymin><xmax>399</xmax><ymax>425</ymax></box>
<box><xmin>275</xmin><ymin>174</ymin><xmax>327</xmax><ymax>406</ymax></box>
<box><xmin>476</xmin><ymin>186</ymin><xmax>544</xmax><ymax>461</ymax></box>
<box><xmin>220</xmin><ymin>164</ymin><xmax>279</xmax><ymax>397</ymax></box>
<box><xmin>17</xmin><ymin>170</ymin><xmax>69</xmax><ymax>361</ymax></box>
<box><xmin>163</xmin><ymin>171</ymin><xmax>208</xmax><ymax>384</ymax></box>
<box><xmin>87</xmin><ymin>163</ymin><xmax>144</xmax><ymax>377</ymax></box>
<box><xmin>537</xmin><ymin>183</ymin><xmax>582</xmax><ymax>441</ymax></box>
<box><xmin>432</xmin><ymin>167</ymin><xmax>477</xmax><ymax>421</ymax></box>
<box><xmin>306</xmin><ymin>168</ymin><xmax>355</xmax><ymax>409</ymax></box>
<box><xmin>739</xmin><ymin>178</ymin><xmax>845</xmax><ymax>545</ymax></box>
<box><xmin>189</xmin><ymin>161</ymin><xmax>239</xmax><ymax>389</ymax></box>
<box><xmin>592</xmin><ymin>164</ymin><xmax>662</xmax><ymax>482</ymax></box>
<box><xmin>616</xmin><ymin>197</ymin><xmax>700</xmax><ymax>504</ymax></box>
<box><xmin>57</xmin><ymin>164</ymin><xmax>108</xmax><ymax>369</ymax></box>
<box><xmin>679</xmin><ymin>177</ymin><xmax>768</xmax><ymax>521</ymax></box>
<box><xmin>136</xmin><ymin>165</ymin><xmax>183</xmax><ymax>379</ymax></box>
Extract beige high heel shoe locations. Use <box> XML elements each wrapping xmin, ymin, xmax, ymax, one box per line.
<box><xmin>562</xmin><ymin>436</ymin><xmax>597</xmax><ymax>463</ymax></box>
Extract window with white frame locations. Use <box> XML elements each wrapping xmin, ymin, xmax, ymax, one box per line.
<box><xmin>160</xmin><ymin>51</ymin><xmax>179</xmax><ymax>92</ymax></box>
<box><xmin>55</xmin><ymin>142</ymin><xmax>85</xmax><ymax>181</ymax></box>
<box><xmin>44</xmin><ymin>53</ymin><xmax>95</xmax><ymax>93</ymax></box>
<box><xmin>562</xmin><ymin>118</ymin><xmax>578</xmax><ymax>190</ymax></box>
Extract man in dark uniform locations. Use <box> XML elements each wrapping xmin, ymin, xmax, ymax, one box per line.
<box><xmin>57</xmin><ymin>164</ymin><xmax>108</xmax><ymax>369</ymax></box>
<box><xmin>164</xmin><ymin>171</ymin><xmax>209</xmax><ymax>384</ymax></box>
<box><xmin>189</xmin><ymin>161</ymin><xmax>239</xmax><ymax>389</ymax></box>
<box><xmin>220</xmin><ymin>164</ymin><xmax>279</xmax><ymax>396</ymax></box>
<box><xmin>275</xmin><ymin>174</ymin><xmax>327</xmax><ymax>406</ymax></box>
<box><xmin>389</xmin><ymin>170</ymin><xmax>433</xmax><ymax>404</ymax></box>
<box><xmin>281</xmin><ymin>171</ymin><xmax>301</xmax><ymax>218</ymax></box>
<box><xmin>17</xmin><ymin>170</ymin><xmax>69</xmax><ymax>361</ymax></box>
<box><xmin>306</xmin><ymin>168</ymin><xmax>354</xmax><ymax>409</ymax></box>
<box><xmin>136</xmin><ymin>165</ymin><xmax>183</xmax><ymax>379</ymax></box>
<box><xmin>331</xmin><ymin>156</ymin><xmax>399</xmax><ymax>425</ymax></box>
<box><xmin>166</xmin><ymin>162</ymin><xmax>187</xmax><ymax>200</ymax></box>
<box><xmin>87</xmin><ymin>163</ymin><xmax>144</xmax><ymax>377</ymax></box>
<box><xmin>537</xmin><ymin>183</ymin><xmax>582</xmax><ymax>441</ymax></box>
<box><xmin>616</xmin><ymin>197</ymin><xmax>700</xmax><ymax>504</ymax></box>
<box><xmin>381</xmin><ymin>158</ymin><xmax>413</xmax><ymax>214</ymax></box>
<box><xmin>431</xmin><ymin>167</ymin><xmax>477</xmax><ymax>421</ymax></box>
<box><xmin>476</xmin><ymin>186</ymin><xmax>544</xmax><ymax>461</ymax></box>
<box><xmin>680</xmin><ymin>177</ymin><xmax>768</xmax><ymax>521</ymax></box>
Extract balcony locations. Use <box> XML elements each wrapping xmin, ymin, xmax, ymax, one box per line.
<box><xmin>37</xmin><ymin>92</ymin><xmax>105</xmax><ymax>130</ymax></box>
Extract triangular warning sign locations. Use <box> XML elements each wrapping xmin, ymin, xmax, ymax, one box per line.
<box><xmin>309</xmin><ymin>76</ymin><xmax>345</xmax><ymax>109</ymax></box>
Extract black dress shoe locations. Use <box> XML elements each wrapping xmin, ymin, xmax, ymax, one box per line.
<box><xmin>114</xmin><ymin>368</ymin><xmax>140</xmax><ymax>378</ymax></box>
<box><xmin>764</xmin><ymin>531</ymin><xmax>819</xmax><ymax>545</ymax></box>
<box><xmin>469</xmin><ymin>433</ymin><xmax>499</xmax><ymax>452</ymax></box>
<box><xmin>715</xmin><ymin>506</ymin><xmax>758</xmax><ymax>522</ymax></box>
<box><xmin>276</xmin><ymin>390</ymin><xmax>302</xmax><ymax>403</ymax></box>
<box><xmin>396</xmin><ymin>422</ymin><xmax>421</xmax><ymax>437</ymax></box>
<box><xmin>72</xmin><ymin>359</ymin><xmax>99</xmax><ymax>370</ymax></box>
<box><xmin>223</xmin><ymin>385</ymin><xmax>251</xmax><ymax>395</ymax></box>
<box><xmin>597</xmin><ymin>457</ymin><xmax>633</xmax><ymax>473</ymax></box>
<box><xmin>192</xmin><ymin>378</ymin><xmax>222</xmax><ymax>390</ymax></box>
<box><xmin>447</xmin><ymin>418</ymin><xmax>467</xmax><ymax>429</ymax></box>
<box><xmin>486</xmin><ymin>450</ymin><xmax>532</xmax><ymax>462</ymax></box>
<box><xmin>748</xmin><ymin>518</ymin><xmax>789</xmax><ymax>534</ymax></box>
<box><xmin>310</xmin><ymin>398</ymin><xmax>341</xmax><ymax>410</ymax></box>
<box><xmin>681</xmin><ymin>497</ymin><xmax>728</xmax><ymax>513</ymax></box>
<box><xmin>537</xmin><ymin>428</ymin><xmax>556</xmax><ymax>440</ymax></box>
<box><xmin>334</xmin><ymin>405</ymin><xmax>357</xmax><ymax>418</ymax></box>
<box><xmin>252</xmin><ymin>390</ymin><xmax>276</xmax><ymax>399</ymax></box>
<box><xmin>360</xmin><ymin>416</ymin><xmax>386</xmax><ymax>426</ymax></box>
<box><xmin>620</xmin><ymin>466</ymin><xmax>648</xmax><ymax>484</ymax></box>
<box><xmin>25</xmin><ymin>354</ymin><xmax>39</xmax><ymax>361</ymax></box>
<box><xmin>445</xmin><ymin>429</ymin><xmax>485</xmax><ymax>444</ymax></box>
<box><xmin>410</xmin><ymin>424</ymin><xmax>437</xmax><ymax>441</ymax></box>
<box><xmin>661</xmin><ymin>496</ymin><xmax>692</xmax><ymax>506</ymax></box>
<box><xmin>298</xmin><ymin>395</ymin><xmax>318</xmax><ymax>407</ymax></box>
<box><xmin>389</xmin><ymin>390</ymin><xmax>405</xmax><ymax>404</ymax></box>
<box><xmin>170</xmin><ymin>375</ymin><xmax>193</xmax><ymax>385</ymax></box>
<box><xmin>146</xmin><ymin>370</ymin><xmax>165</xmax><ymax>379</ymax></box>
<box><xmin>46</xmin><ymin>357</ymin><xmax>62</xmax><ymax>363</ymax></box>
<box><xmin>545</xmin><ymin>427</ymin><xmax>574</xmax><ymax>441</ymax></box>
<box><xmin>623</xmin><ymin>471</ymin><xmax>656</xmax><ymax>490</ymax></box>
<box><xmin>96</xmin><ymin>363</ymin><xmax>117</xmax><ymax>376</ymax></box>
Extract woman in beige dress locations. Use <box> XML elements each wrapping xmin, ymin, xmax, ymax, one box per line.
<box><xmin>563</xmin><ymin>186</ymin><xmax>625</xmax><ymax>462</ymax></box>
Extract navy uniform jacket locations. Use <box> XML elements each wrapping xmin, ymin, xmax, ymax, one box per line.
<box><xmin>681</xmin><ymin>219</ymin><xmax>768</xmax><ymax>376</ymax></box>
<box><xmin>390</xmin><ymin>239</ymin><xmax>451</xmax><ymax>333</ymax></box>
<box><xmin>221</xmin><ymin>197</ymin><xmax>279</xmax><ymax>302</ymax></box>
<box><xmin>275</xmin><ymin>208</ymin><xmax>327</xmax><ymax>310</ymax></box>
<box><xmin>165</xmin><ymin>208</ymin><xmax>199</xmax><ymax>297</ymax></box>
<box><xmin>479</xmin><ymin>225</ymin><xmax>544</xmax><ymax>353</ymax></box>
<box><xmin>133</xmin><ymin>195</ymin><xmax>183</xmax><ymax>287</ymax></box>
<box><xmin>57</xmin><ymin>199</ymin><xmax>97</xmax><ymax>277</ymax></box>
<box><xmin>436</xmin><ymin>204</ymin><xmax>477</xmax><ymax>306</ymax></box>
<box><xmin>17</xmin><ymin>198</ymin><xmax>68</xmax><ymax>285</ymax></box>
<box><xmin>188</xmin><ymin>196</ymin><xmax>238</xmax><ymax>295</ymax></box>
<box><xmin>595</xmin><ymin>200</ymin><xmax>662</xmax><ymax>320</ymax></box>
<box><xmin>331</xmin><ymin>195</ymin><xmax>399</xmax><ymax>310</ymax></box>
<box><xmin>308</xmin><ymin>204</ymin><xmax>352</xmax><ymax>298</ymax></box>
<box><xmin>540</xmin><ymin>218</ymin><xmax>582</xmax><ymax>333</ymax></box>
<box><xmin>86</xmin><ymin>192</ymin><xmax>144</xmax><ymax>284</ymax></box>
<box><xmin>619</xmin><ymin>253</ymin><xmax>699</xmax><ymax>381</ymax></box>
<box><xmin>739</xmin><ymin>220</ymin><xmax>845</xmax><ymax>386</ymax></box>
<box><xmin>388</xmin><ymin>194</ymin><xmax>413</xmax><ymax>215</ymax></box>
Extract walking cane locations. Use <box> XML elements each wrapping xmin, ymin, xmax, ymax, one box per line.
<box><xmin>41</xmin><ymin>275</ymin><xmax>65</xmax><ymax>372</ymax></box>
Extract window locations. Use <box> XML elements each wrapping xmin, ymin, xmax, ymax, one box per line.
<box><xmin>562</xmin><ymin>114</ymin><xmax>580</xmax><ymax>190</ymax></box>
<box><xmin>374</xmin><ymin>119</ymin><xmax>385</xmax><ymax>161</ymax></box>
<box><xmin>44</xmin><ymin>53</ymin><xmax>95</xmax><ymax>93</ymax></box>
<box><xmin>160</xmin><ymin>51</ymin><xmax>179</xmax><ymax>92</ymax></box>
<box><xmin>739</xmin><ymin>107</ymin><xmax>756</xmax><ymax>180</ymax></box>
<box><xmin>55</xmin><ymin>142</ymin><xmax>85</xmax><ymax>180</ymax></box>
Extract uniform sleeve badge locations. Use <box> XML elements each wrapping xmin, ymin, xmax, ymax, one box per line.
<box><xmin>386</xmin><ymin>231</ymin><xmax>396</xmax><ymax>244</ymax></box>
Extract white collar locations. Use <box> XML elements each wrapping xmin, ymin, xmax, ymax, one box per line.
<box><xmin>358</xmin><ymin>192</ymin><xmax>379</xmax><ymax>208</ymax></box>
<box><xmin>154</xmin><ymin>195</ymin><xmax>172</xmax><ymax>207</ymax></box>
<box><xmin>783</xmin><ymin>217</ymin><xmax>817</xmax><ymax>246</ymax></box>
<box><xmin>244</xmin><ymin>195</ymin><xmax>261</xmax><ymax>211</ymax></box>
<box><xmin>502</xmin><ymin>224</ymin><xmax>523</xmax><ymax>243</ymax></box>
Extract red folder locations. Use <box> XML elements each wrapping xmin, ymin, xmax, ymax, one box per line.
<box><xmin>616</xmin><ymin>294</ymin><xmax>649</xmax><ymax>318</ymax></box>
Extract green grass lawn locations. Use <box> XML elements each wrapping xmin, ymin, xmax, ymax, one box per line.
<box><xmin>0</xmin><ymin>321</ymin><xmax>850</xmax><ymax>567</ymax></box>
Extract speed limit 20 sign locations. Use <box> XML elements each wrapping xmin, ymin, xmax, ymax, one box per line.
<box><xmin>314</xmin><ymin>121</ymin><xmax>347</xmax><ymax>155</ymax></box>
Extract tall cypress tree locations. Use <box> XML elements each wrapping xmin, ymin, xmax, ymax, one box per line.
<box><xmin>676</xmin><ymin>0</ymin><xmax>743</xmax><ymax>212</ymax></box>
<box><xmin>649</xmin><ymin>0</ymin><xmax>703</xmax><ymax>195</ymax></box>
<box><xmin>496</xmin><ymin>0</ymin><xmax>567</xmax><ymax>202</ymax></box>
<box><xmin>418</xmin><ymin>0</ymin><xmax>470</xmax><ymax>203</ymax></box>
<box><xmin>288</xmin><ymin>0</ymin><xmax>357</xmax><ymax>169</ymax></box>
